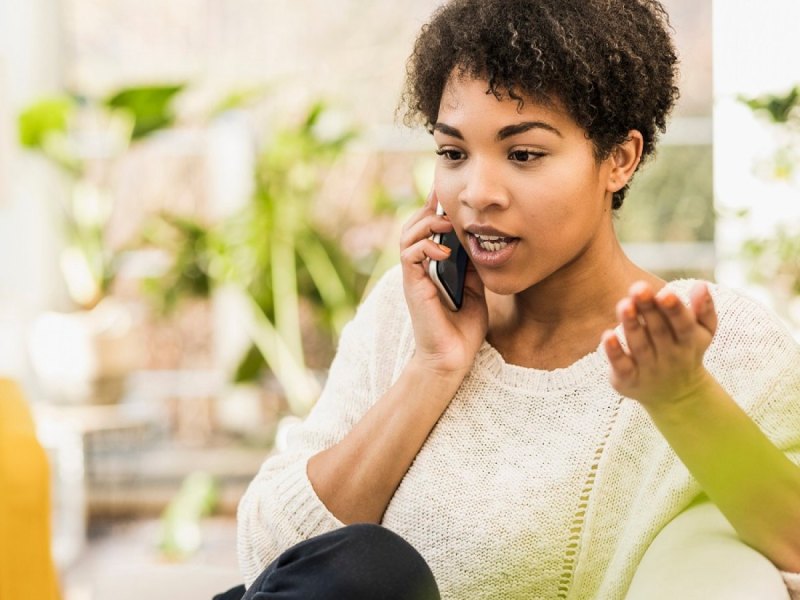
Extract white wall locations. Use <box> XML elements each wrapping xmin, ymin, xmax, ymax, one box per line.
<box><xmin>0</xmin><ymin>0</ymin><xmax>67</xmax><ymax>382</ymax></box>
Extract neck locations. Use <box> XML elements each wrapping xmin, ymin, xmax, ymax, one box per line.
<box><xmin>486</xmin><ymin>235</ymin><xmax>663</xmax><ymax>369</ymax></box>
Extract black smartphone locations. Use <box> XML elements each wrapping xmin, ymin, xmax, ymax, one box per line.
<box><xmin>428</xmin><ymin>203</ymin><xmax>468</xmax><ymax>311</ymax></box>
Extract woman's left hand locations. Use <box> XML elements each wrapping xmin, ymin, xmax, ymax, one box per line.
<box><xmin>601</xmin><ymin>281</ymin><xmax>718</xmax><ymax>409</ymax></box>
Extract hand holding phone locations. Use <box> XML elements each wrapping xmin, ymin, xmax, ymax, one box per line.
<box><xmin>399</xmin><ymin>193</ymin><xmax>488</xmax><ymax>375</ymax></box>
<box><xmin>428</xmin><ymin>203</ymin><xmax>468</xmax><ymax>311</ymax></box>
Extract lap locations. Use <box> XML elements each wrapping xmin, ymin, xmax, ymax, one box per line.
<box><xmin>217</xmin><ymin>523</ymin><xmax>439</xmax><ymax>600</ymax></box>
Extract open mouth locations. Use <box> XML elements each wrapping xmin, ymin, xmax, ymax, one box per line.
<box><xmin>471</xmin><ymin>233</ymin><xmax>517</xmax><ymax>252</ymax></box>
<box><xmin>466</xmin><ymin>232</ymin><xmax>520</xmax><ymax>267</ymax></box>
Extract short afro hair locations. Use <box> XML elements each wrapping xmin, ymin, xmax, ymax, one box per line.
<box><xmin>400</xmin><ymin>0</ymin><xmax>680</xmax><ymax>209</ymax></box>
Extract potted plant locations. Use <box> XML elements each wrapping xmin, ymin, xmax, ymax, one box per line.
<box><xmin>20</xmin><ymin>85</ymin><xmax>186</xmax><ymax>403</ymax></box>
<box><xmin>140</xmin><ymin>101</ymin><xmax>400</xmax><ymax>418</ymax></box>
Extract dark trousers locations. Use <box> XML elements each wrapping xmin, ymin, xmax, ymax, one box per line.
<box><xmin>214</xmin><ymin>523</ymin><xmax>441</xmax><ymax>600</ymax></box>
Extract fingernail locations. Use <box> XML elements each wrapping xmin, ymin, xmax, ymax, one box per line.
<box><xmin>606</xmin><ymin>334</ymin><xmax>621</xmax><ymax>350</ymax></box>
<box><xmin>438</xmin><ymin>244</ymin><xmax>452</xmax><ymax>254</ymax></box>
<box><xmin>624</xmin><ymin>303</ymin><xmax>636</xmax><ymax>319</ymax></box>
<box><xmin>660</xmin><ymin>293</ymin><xmax>678</xmax><ymax>309</ymax></box>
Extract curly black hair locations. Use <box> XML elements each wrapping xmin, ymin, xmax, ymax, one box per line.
<box><xmin>400</xmin><ymin>0</ymin><xmax>680</xmax><ymax>209</ymax></box>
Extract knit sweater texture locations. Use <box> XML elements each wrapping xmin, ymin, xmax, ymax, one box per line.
<box><xmin>237</xmin><ymin>266</ymin><xmax>800</xmax><ymax>599</ymax></box>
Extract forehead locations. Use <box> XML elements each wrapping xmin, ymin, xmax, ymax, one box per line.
<box><xmin>437</xmin><ymin>73</ymin><xmax>574</xmax><ymax>132</ymax></box>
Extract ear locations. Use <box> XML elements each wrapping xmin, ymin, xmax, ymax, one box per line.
<box><xmin>606</xmin><ymin>130</ymin><xmax>644</xmax><ymax>193</ymax></box>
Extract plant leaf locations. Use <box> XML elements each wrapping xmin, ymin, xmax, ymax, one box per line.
<box><xmin>105</xmin><ymin>84</ymin><xmax>185</xmax><ymax>140</ymax></box>
<box><xmin>18</xmin><ymin>96</ymin><xmax>75</xmax><ymax>149</ymax></box>
<box><xmin>740</xmin><ymin>86</ymin><xmax>800</xmax><ymax>123</ymax></box>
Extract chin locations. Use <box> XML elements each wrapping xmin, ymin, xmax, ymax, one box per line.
<box><xmin>478</xmin><ymin>261</ymin><xmax>562</xmax><ymax>297</ymax></box>
<box><xmin>478</xmin><ymin>272</ymin><xmax>531</xmax><ymax>297</ymax></box>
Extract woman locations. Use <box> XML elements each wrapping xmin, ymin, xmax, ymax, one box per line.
<box><xmin>226</xmin><ymin>0</ymin><xmax>800</xmax><ymax>598</ymax></box>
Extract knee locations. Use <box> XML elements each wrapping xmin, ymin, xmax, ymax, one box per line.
<box><xmin>256</xmin><ymin>523</ymin><xmax>440</xmax><ymax>600</ymax></box>
<box><xmin>324</xmin><ymin>523</ymin><xmax>439</xmax><ymax>598</ymax></box>
<box><xmin>338</xmin><ymin>522</ymin><xmax>425</xmax><ymax>563</ymax></box>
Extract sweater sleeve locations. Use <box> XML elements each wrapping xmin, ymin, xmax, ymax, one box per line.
<box><xmin>236</xmin><ymin>266</ymin><xmax>406</xmax><ymax>587</ymax></box>
<box><xmin>754</xmin><ymin>350</ymin><xmax>800</xmax><ymax>597</ymax></box>
<box><xmin>700</xmin><ymin>283</ymin><xmax>800</xmax><ymax>462</ymax></box>
<box><xmin>709</xmin><ymin>288</ymin><xmax>800</xmax><ymax>597</ymax></box>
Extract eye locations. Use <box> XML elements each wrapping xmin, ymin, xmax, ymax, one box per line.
<box><xmin>435</xmin><ymin>148</ymin><xmax>465</xmax><ymax>162</ymax></box>
<box><xmin>509</xmin><ymin>150</ymin><xmax>545</xmax><ymax>162</ymax></box>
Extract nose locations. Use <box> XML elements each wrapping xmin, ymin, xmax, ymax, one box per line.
<box><xmin>457</xmin><ymin>157</ymin><xmax>510</xmax><ymax>212</ymax></box>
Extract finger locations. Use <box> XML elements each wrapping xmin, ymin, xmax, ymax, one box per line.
<box><xmin>617</xmin><ymin>297</ymin><xmax>655</xmax><ymax>364</ymax></box>
<box><xmin>399</xmin><ymin>213</ymin><xmax>453</xmax><ymax>250</ymax></box>
<box><xmin>400</xmin><ymin>238</ymin><xmax>452</xmax><ymax>273</ymax></box>
<box><xmin>654</xmin><ymin>288</ymin><xmax>696</xmax><ymax>344</ymax></box>
<box><xmin>630</xmin><ymin>281</ymin><xmax>674</xmax><ymax>345</ymax></box>
<box><xmin>602</xmin><ymin>329</ymin><xmax>637</xmax><ymax>387</ymax></box>
<box><xmin>427</xmin><ymin>188</ymin><xmax>438</xmax><ymax>209</ymax></box>
<box><xmin>690</xmin><ymin>282</ymin><xmax>718</xmax><ymax>335</ymax></box>
<box><xmin>401</xmin><ymin>204</ymin><xmax>435</xmax><ymax>236</ymax></box>
<box><xmin>401</xmin><ymin>190</ymin><xmax>438</xmax><ymax>235</ymax></box>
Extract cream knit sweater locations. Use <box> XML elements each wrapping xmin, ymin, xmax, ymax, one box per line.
<box><xmin>237</xmin><ymin>266</ymin><xmax>800</xmax><ymax>599</ymax></box>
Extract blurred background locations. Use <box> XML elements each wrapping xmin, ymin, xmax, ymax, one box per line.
<box><xmin>0</xmin><ymin>0</ymin><xmax>798</xmax><ymax>598</ymax></box>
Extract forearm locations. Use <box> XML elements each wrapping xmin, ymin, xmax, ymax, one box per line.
<box><xmin>307</xmin><ymin>358</ymin><xmax>465</xmax><ymax>524</ymax></box>
<box><xmin>645</xmin><ymin>372</ymin><xmax>800</xmax><ymax>572</ymax></box>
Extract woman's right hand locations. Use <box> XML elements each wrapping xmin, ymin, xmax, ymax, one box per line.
<box><xmin>399</xmin><ymin>190</ymin><xmax>489</xmax><ymax>377</ymax></box>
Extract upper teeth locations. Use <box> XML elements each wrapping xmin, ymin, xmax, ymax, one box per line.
<box><xmin>473</xmin><ymin>233</ymin><xmax>510</xmax><ymax>252</ymax></box>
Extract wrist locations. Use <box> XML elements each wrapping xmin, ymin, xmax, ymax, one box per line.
<box><xmin>407</xmin><ymin>353</ymin><xmax>471</xmax><ymax>385</ymax></box>
<box><xmin>643</xmin><ymin>369</ymin><xmax>720</xmax><ymax>424</ymax></box>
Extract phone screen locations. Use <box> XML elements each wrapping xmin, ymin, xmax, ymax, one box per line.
<box><xmin>432</xmin><ymin>228</ymin><xmax>468</xmax><ymax>310</ymax></box>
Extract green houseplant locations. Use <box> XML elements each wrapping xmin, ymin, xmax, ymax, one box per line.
<box><xmin>142</xmin><ymin>101</ymin><xmax>399</xmax><ymax>416</ymax></box>
<box><xmin>19</xmin><ymin>85</ymin><xmax>189</xmax><ymax>404</ymax></box>
<box><xmin>19</xmin><ymin>85</ymin><xmax>185</xmax><ymax>308</ymax></box>
<box><xmin>22</xmin><ymin>87</ymin><xmax>404</xmax><ymax>412</ymax></box>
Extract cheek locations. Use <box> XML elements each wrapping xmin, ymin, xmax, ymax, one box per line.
<box><xmin>433</xmin><ymin>169</ymin><xmax>461</xmax><ymax>211</ymax></box>
<box><xmin>516</xmin><ymin>165</ymin><xmax>604</xmax><ymax>231</ymax></box>
<box><xmin>537</xmin><ymin>160</ymin><xmax>606</xmax><ymax>210</ymax></box>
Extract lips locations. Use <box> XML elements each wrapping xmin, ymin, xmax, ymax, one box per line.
<box><xmin>465</xmin><ymin>225</ymin><xmax>516</xmax><ymax>238</ymax></box>
<box><xmin>465</xmin><ymin>229</ymin><xmax>520</xmax><ymax>267</ymax></box>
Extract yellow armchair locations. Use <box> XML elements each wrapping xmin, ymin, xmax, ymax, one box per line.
<box><xmin>0</xmin><ymin>378</ymin><xmax>60</xmax><ymax>600</ymax></box>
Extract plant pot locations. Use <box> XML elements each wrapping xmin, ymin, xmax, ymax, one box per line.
<box><xmin>28</xmin><ymin>298</ymin><xmax>145</xmax><ymax>404</ymax></box>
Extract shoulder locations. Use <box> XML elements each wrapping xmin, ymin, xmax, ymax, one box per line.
<box><xmin>351</xmin><ymin>265</ymin><xmax>407</xmax><ymax>325</ymax></box>
<box><xmin>337</xmin><ymin>264</ymin><xmax>411</xmax><ymax>352</ymax></box>
<box><xmin>667</xmin><ymin>279</ymin><xmax>799</xmax><ymax>409</ymax></box>
<box><xmin>665</xmin><ymin>279</ymin><xmax>797</xmax><ymax>349</ymax></box>
<box><xmin>325</xmin><ymin>265</ymin><xmax>414</xmax><ymax>404</ymax></box>
<box><xmin>362</xmin><ymin>264</ymin><xmax>404</xmax><ymax>305</ymax></box>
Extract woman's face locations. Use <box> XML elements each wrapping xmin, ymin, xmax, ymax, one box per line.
<box><xmin>433</xmin><ymin>75</ymin><xmax>619</xmax><ymax>296</ymax></box>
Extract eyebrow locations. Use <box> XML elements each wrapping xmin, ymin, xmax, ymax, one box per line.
<box><xmin>433</xmin><ymin>120</ymin><xmax>563</xmax><ymax>141</ymax></box>
<box><xmin>497</xmin><ymin>121</ymin><xmax>563</xmax><ymax>140</ymax></box>
<box><xmin>432</xmin><ymin>123</ymin><xmax>465</xmax><ymax>139</ymax></box>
